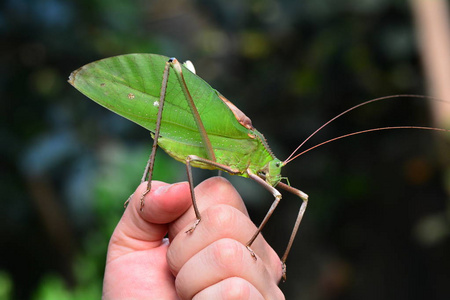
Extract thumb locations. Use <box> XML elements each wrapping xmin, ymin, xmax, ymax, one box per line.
<box><xmin>107</xmin><ymin>181</ymin><xmax>191</xmax><ymax>261</ymax></box>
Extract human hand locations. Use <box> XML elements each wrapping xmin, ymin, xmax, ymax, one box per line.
<box><xmin>102</xmin><ymin>177</ymin><xmax>285</xmax><ymax>299</ymax></box>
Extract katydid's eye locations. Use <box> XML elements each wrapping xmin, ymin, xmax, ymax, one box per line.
<box><xmin>276</xmin><ymin>162</ymin><xmax>280</xmax><ymax>167</ymax></box>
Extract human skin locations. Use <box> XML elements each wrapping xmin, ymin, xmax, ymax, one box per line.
<box><xmin>102</xmin><ymin>177</ymin><xmax>285</xmax><ymax>299</ymax></box>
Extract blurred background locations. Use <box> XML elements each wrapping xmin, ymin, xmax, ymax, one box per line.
<box><xmin>1</xmin><ymin>0</ymin><xmax>450</xmax><ymax>299</ymax></box>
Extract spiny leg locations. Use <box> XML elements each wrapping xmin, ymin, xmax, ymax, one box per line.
<box><xmin>184</xmin><ymin>156</ymin><xmax>201</xmax><ymax>233</ymax></box>
<box><xmin>184</xmin><ymin>155</ymin><xmax>241</xmax><ymax>234</ymax></box>
<box><xmin>276</xmin><ymin>181</ymin><xmax>308</xmax><ymax>281</ymax></box>
<box><xmin>124</xmin><ymin>59</ymin><xmax>171</xmax><ymax>210</ymax></box>
<box><xmin>247</xmin><ymin>172</ymin><xmax>308</xmax><ymax>281</ymax></box>
<box><xmin>245</xmin><ymin>170</ymin><xmax>282</xmax><ymax>261</ymax></box>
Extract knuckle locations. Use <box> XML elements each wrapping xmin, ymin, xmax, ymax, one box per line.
<box><xmin>211</xmin><ymin>238</ymin><xmax>245</xmax><ymax>271</ymax></box>
<box><xmin>209</xmin><ymin>177</ymin><xmax>238</xmax><ymax>198</ymax></box>
<box><xmin>220</xmin><ymin>277</ymin><xmax>252</xmax><ymax>299</ymax></box>
<box><xmin>205</xmin><ymin>204</ymin><xmax>236</xmax><ymax>231</ymax></box>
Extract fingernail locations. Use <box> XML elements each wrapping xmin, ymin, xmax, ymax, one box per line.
<box><xmin>153</xmin><ymin>184</ymin><xmax>170</xmax><ymax>196</ymax></box>
<box><xmin>154</xmin><ymin>182</ymin><xmax>186</xmax><ymax>197</ymax></box>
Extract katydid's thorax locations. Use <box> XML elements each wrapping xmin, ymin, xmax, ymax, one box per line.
<box><xmin>247</xmin><ymin>129</ymin><xmax>283</xmax><ymax>187</ymax></box>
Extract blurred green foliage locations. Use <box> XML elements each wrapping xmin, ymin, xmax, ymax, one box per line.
<box><xmin>1</xmin><ymin>0</ymin><xmax>449</xmax><ymax>299</ymax></box>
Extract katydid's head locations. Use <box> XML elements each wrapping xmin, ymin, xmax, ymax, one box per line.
<box><xmin>265</xmin><ymin>159</ymin><xmax>283</xmax><ymax>187</ymax></box>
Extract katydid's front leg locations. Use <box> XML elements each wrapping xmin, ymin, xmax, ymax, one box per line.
<box><xmin>275</xmin><ymin>182</ymin><xmax>308</xmax><ymax>281</ymax></box>
<box><xmin>245</xmin><ymin>170</ymin><xmax>282</xmax><ymax>260</ymax></box>
<box><xmin>246</xmin><ymin>172</ymin><xmax>308</xmax><ymax>281</ymax></box>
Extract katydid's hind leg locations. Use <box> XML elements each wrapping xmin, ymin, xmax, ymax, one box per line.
<box><xmin>123</xmin><ymin>153</ymin><xmax>154</xmax><ymax>208</ymax></box>
<box><xmin>138</xmin><ymin>126</ymin><xmax>165</xmax><ymax>211</ymax></box>
<box><xmin>246</xmin><ymin>171</ymin><xmax>308</xmax><ymax>281</ymax></box>
<box><xmin>123</xmin><ymin>196</ymin><xmax>132</xmax><ymax>209</ymax></box>
<box><xmin>124</xmin><ymin>60</ymin><xmax>171</xmax><ymax>211</ymax></box>
<box><xmin>276</xmin><ymin>181</ymin><xmax>308</xmax><ymax>281</ymax></box>
<box><xmin>123</xmin><ymin>150</ymin><xmax>158</xmax><ymax>211</ymax></box>
<box><xmin>184</xmin><ymin>155</ymin><xmax>241</xmax><ymax>234</ymax></box>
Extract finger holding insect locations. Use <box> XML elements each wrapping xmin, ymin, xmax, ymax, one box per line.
<box><xmin>173</xmin><ymin>238</ymin><xmax>285</xmax><ymax>300</ymax></box>
<box><xmin>191</xmin><ymin>277</ymin><xmax>266</xmax><ymax>300</ymax></box>
<box><xmin>167</xmin><ymin>176</ymin><xmax>249</xmax><ymax>237</ymax></box>
<box><xmin>166</xmin><ymin>177</ymin><xmax>283</xmax><ymax>282</ymax></box>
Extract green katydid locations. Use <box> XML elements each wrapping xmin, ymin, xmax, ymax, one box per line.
<box><xmin>68</xmin><ymin>53</ymin><xmax>449</xmax><ymax>280</ymax></box>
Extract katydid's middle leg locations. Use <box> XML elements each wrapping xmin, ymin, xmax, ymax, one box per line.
<box><xmin>184</xmin><ymin>155</ymin><xmax>241</xmax><ymax>234</ymax></box>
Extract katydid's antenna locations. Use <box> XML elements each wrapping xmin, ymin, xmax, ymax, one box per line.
<box><xmin>283</xmin><ymin>95</ymin><xmax>449</xmax><ymax>165</ymax></box>
<box><xmin>284</xmin><ymin>126</ymin><xmax>450</xmax><ymax>164</ymax></box>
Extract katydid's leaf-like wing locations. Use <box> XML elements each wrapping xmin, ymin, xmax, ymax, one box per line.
<box><xmin>69</xmin><ymin>54</ymin><xmax>251</xmax><ymax>149</ymax></box>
